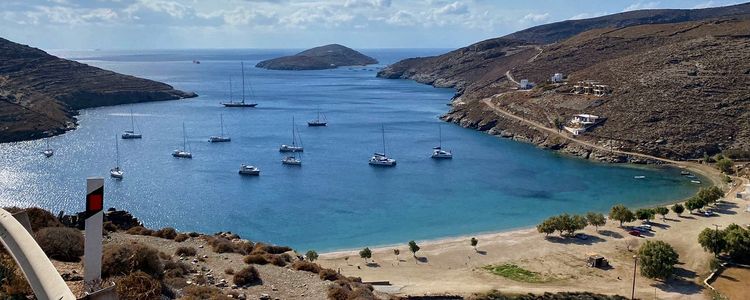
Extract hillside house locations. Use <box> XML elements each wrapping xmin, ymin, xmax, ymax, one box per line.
<box><xmin>564</xmin><ymin>114</ymin><xmax>603</xmax><ymax>135</ymax></box>
<box><xmin>551</xmin><ymin>73</ymin><xmax>564</xmax><ymax>83</ymax></box>
<box><xmin>519</xmin><ymin>79</ymin><xmax>533</xmax><ymax>90</ymax></box>
<box><xmin>573</xmin><ymin>80</ymin><xmax>610</xmax><ymax>96</ymax></box>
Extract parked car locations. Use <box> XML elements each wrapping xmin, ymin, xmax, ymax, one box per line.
<box><xmin>628</xmin><ymin>230</ymin><xmax>641</xmax><ymax>237</ymax></box>
<box><xmin>702</xmin><ymin>210</ymin><xmax>715</xmax><ymax>217</ymax></box>
<box><xmin>637</xmin><ymin>224</ymin><xmax>652</xmax><ymax>231</ymax></box>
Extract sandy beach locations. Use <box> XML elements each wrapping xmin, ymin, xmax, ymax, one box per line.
<box><xmin>319</xmin><ymin>163</ymin><xmax>748</xmax><ymax>299</ymax></box>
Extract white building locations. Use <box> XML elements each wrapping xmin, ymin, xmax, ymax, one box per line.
<box><xmin>564</xmin><ymin>114</ymin><xmax>602</xmax><ymax>136</ymax></box>
<box><xmin>519</xmin><ymin>79</ymin><xmax>532</xmax><ymax>89</ymax></box>
<box><xmin>551</xmin><ymin>73</ymin><xmax>563</xmax><ymax>83</ymax></box>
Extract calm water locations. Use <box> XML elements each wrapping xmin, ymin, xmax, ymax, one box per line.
<box><xmin>0</xmin><ymin>49</ymin><xmax>704</xmax><ymax>252</ymax></box>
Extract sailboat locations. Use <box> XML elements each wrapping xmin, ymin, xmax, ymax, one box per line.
<box><xmin>431</xmin><ymin>125</ymin><xmax>453</xmax><ymax>159</ymax></box>
<box><xmin>209</xmin><ymin>114</ymin><xmax>231</xmax><ymax>143</ymax></box>
<box><xmin>172</xmin><ymin>123</ymin><xmax>193</xmax><ymax>158</ymax></box>
<box><xmin>222</xmin><ymin>62</ymin><xmax>258</xmax><ymax>107</ymax></box>
<box><xmin>42</xmin><ymin>138</ymin><xmax>54</xmax><ymax>157</ymax></box>
<box><xmin>369</xmin><ymin>124</ymin><xmax>396</xmax><ymax>166</ymax></box>
<box><xmin>110</xmin><ymin>135</ymin><xmax>124</xmax><ymax>179</ymax></box>
<box><xmin>308</xmin><ymin>108</ymin><xmax>327</xmax><ymax>127</ymax></box>
<box><xmin>279</xmin><ymin>116</ymin><xmax>304</xmax><ymax>152</ymax></box>
<box><xmin>121</xmin><ymin>109</ymin><xmax>142</xmax><ymax>139</ymax></box>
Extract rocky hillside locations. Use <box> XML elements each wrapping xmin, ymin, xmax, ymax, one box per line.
<box><xmin>0</xmin><ymin>37</ymin><xmax>196</xmax><ymax>143</ymax></box>
<box><xmin>256</xmin><ymin>44</ymin><xmax>377</xmax><ymax>70</ymax></box>
<box><xmin>378</xmin><ymin>5</ymin><xmax>750</xmax><ymax>162</ymax></box>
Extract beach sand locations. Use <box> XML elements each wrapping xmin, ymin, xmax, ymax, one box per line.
<box><xmin>319</xmin><ymin>165</ymin><xmax>748</xmax><ymax>299</ymax></box>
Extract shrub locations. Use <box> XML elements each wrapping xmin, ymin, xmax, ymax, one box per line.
<box><xmin>103</xmin><ymin>221</ymin><xmax>118</xmax><ymax>232</ymax></box>
<box><xmin>224</xmin><ymin>268</ymin><xmax>234</xmax><ymax>275</ymax></box>
<box><xmin>164</xmin><ymin>260</ymin><xmax>192</xmax><ymax>278</ymax></box>
<box><xmin>114</xmin><ymin>271</ymin><xmax>162</xmax><ymax>300</ymax></box>
<box><xmin>175</xmin><ymin>246</ymin><xmax>197</xmax><ymax>257</ymax></box>
<box><xmin>188</xmin><ymin>232</ymin><xmax>200</xmax><ymax>237</ymax></box>
<box><xmin>210</xmin><ymin>237</ymin><xmax>235</xmax><ymax>254</ymax></box>
<box><xmin>319</xmin><ymin>268</ymin><xmax>341</xmax><ymax>281</ymax></box>
<box><xmin>671</xmin><ymin>203</ymin><xmax>685</xmax><ymax>216</ymax></box>
<box><xmin>0</xmin><ymin>254</ymin><xmax>33</xmax><ymax>297</ymax></box>
<box><xmin>254</xmin><ymin>243</ymin><xmax>292</xmax><ymax>254</ymax></box>
<box><xmin>638</xmin><ymin>240</ymin><xmax>679</xmax><ymax>280</ymax></box>
<box><xmin>235</xmin><ymin>240</ymin><xmax>255</xmax><ymax>255</ymax></box>
<box><xmin>102</xmin><ymin>243</ymin><xmax>163</xmax><ymax>278</ymax></box>
<box><xmin>306</xmin><ymin>250</ymin><xmax>319</xmax><ymax>262</ymax></box>
<box><xmin>698</xmin><ymin>227</ymin><xmax>726</xmax><ymax>257</ymax></box>
<box><xmin>243</xmin><ymin>254</ymin><xmax>269</xmax><ymax>265</ymax></box>
<box><xmin>291</xmin><ymin>261</ymin><xmax>321</xmax><ymax>273</ymax></box>
<box><xmin>34</xmin><ymin>227</ymin><xmax>84</xmax><ymax>262</ymax></box>
<box><xmin>158</xmin><ymin>251</ymin><xmax>171</xmax><ymax>260</ymax></box>
<box><xmin>174</xmin><ymin>233</ymin><xmax>189</xmax><ymax>242</ymax></box>
<box><xmin>269</xmin><ymin>254</ymin><xmax>289</xmax><ymax>267</ymax></box>
<box><xmin>233</xmin><ymin>266</ymin><xmax>260</xmax><ymax>286</ymax></box>
<box><xmin>153</xmin><ymin>227</ymin><xmax>178</xmax><ymax>240</ymax></box>
<box><xmin>327</xmin><ymin>280</ymin><xmax>375</xmax><ymax>300</ymax></box>
<box><xmin>126</xmin><ymin>226</ymin><xmax>154</xmax><ymax>236</ymax></box>
<box><xmin>716</xmin><ymin>158</ymin><xmax>734</xmax><ymax>174</ymax></box>
<box><xmin>2</xmin><ymin>207</ymin><xmax>63</xmax><ymax>232</ymax></box>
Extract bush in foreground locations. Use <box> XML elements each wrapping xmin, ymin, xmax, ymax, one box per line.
<box><xmin>233</xmin><ymin>266</ymin><xmax>260</xmax><ymax>286</ymax></box>
<box><xmin>102</xmin><ymin>243</ymin><xmax>163</xmax><ymax>278</ymax></box>
<box><xmin>3</xmin><ymin>207</ymin><xmax>63</xmax><ymax>232</ymax></box>
<box><xmin>181</xmin><ymin>286</ymin><xmax>232</xmax><ymax>300</ymax></box>
<box><xmin>292</xmin><ymin>260</ymin><xmax>321</xmax><ymax>273</ymax></box>
<box><xmin>327</xmin><ymin>280</ymin><xmax>375</xmax><ymax>300</ymax></box>
<box><xmin>153</xmin><ymin>227</ymin><xmax>178</xmax><ymax>240</ymax></box>
<box><xmin>126</xmin><ymin>226</ymin><xmax>154</xmax><ymax>236</ymax></box>
<box><xmin>175</xmin><ymin>246</ymin><xmax>197</xmax><ymax>257</ymax></box>
<box><xmin>114</xmin><ymin>271</ymin><xmax>162</xmax><ymax>300</ymax></box>
<box><xmin>244</xmin><ymin>254</ymin><xmax>270</xmax><ymax>265</ymax></box>
<box><xmin>174</xmin><ymin>233</ymin><xmax>189</xmax><ymax>242</ymax></box>
<box><xmin>34</xmin><ymin>227</ymin><xmax>84</xmax><ymax>262</ymax></box>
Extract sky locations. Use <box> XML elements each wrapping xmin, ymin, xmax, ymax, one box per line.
<box><xmin>0</xmin><ymin>0</ymin><xmax>745</xmax><ymax>50</ymax></box>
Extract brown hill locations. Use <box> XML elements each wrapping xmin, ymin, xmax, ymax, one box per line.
<box><xmin>378</xmin><ymin>6</ymin><xmax>750</xmax><ymax>161</ymax></box>
<box><xmin>256</xmin><ymin>44</ymin><xmax>377</xmax><ymax>70</ymax></box>
<box><xmin>0</xmin><ymin>38</ymin><xmax>196</xmax><ymax>143</ymax></box>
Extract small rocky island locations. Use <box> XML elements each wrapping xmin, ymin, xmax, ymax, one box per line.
<box><xmin>256</xmin><ymin>44</ymin><xmax>378</xmax><ymax>70</ymax></box>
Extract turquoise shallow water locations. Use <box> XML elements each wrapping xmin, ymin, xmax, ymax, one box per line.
<box><xmin>0</xmin><ymin>49</ymin><xmax>704</xmax><ymax>252</ymax></box>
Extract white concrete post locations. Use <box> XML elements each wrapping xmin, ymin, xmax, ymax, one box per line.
<box><xmin>84</xmin><ymin>177</ymin><xmax>104</xmax><ymax>289</ymax></box>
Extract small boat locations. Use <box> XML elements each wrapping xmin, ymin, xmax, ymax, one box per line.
<box><xmin>222</xmin><ymin>62</ymin><xmax>258</xmax><ymax>107</ymax></box>
<box><xmin>42</xmin><ymin>138</ymin><xmax>54</xmax><ymax>157</ymax></box>
<box><xmin>634</xmin><ymin>176</ymin><xmax>646</xmax><ymax>179</ymax></box>
<box><xmin>239</xmin><ymin>164</ymin><xmax>260</xmax><ymax>175</ymax></box>
<box><xmin>110</xmin><ymin>135</ymin><xmax>124</xmax><ymax>179</ymax></box>
<box><xmin>680</xmin><ymin>170</ymin><xmax>690</xmax><ymax>176</ymax></box>
<box><xmin>121</xmin><ymin>109</ymin><xmax>142</xmax><ymax>139</ymax></box>
<box><xmin>308</xmin><ymin>109</ymin><xmax>327</xmax><ymax>127</ymax></box>
<box><xmin>281</xmin><ymin>155</ymin><xmax>301</xmax><ymax>166</ymax></box>
<box><xmin>691</xmin><ymin>180</ymin><xmax>702</xmax><ymax>184</ymax></box>
<box><xmin>280</xmin><ymin>117</ymin><xmax>304</xmax><ymax>152</ymax></box>
<box><xmin>431</xmin><ymin>125</ymin><xmax>452</xmax><ymax>159</ymax></box>
<box><xmin>172</xmin><ymin>123</ymin><xmax>193</xmax><ymax>159</ymax></box>
<box><xmin>208</xmin><ymin>114</ymin><xmax>231</xmax><ymax>143</ymax></box>
<box><xmin>192</xmin><ymin>60</ymin><xmax>200</xmax><ymax>64</ymax></box>
<box><xmin>369</xmin><ymin>125</ymin><xmax>396</xmax><ymax>167</ymax></box>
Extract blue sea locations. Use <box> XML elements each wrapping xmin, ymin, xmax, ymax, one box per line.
<box><xmin>0</xmin><ymin>49</ymin><xmax>704</xmax><ymax>252</ymax></box>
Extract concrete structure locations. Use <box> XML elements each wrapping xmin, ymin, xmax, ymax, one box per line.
<box><xmin>519</xmin><ymin>79</ymin><xmax>532</xmax><ymax>90</ymax></box>
<box><xmin>573</xmin><ymin>80</ymin><xmax>611</xmax><ymax>96</ymax></box>
<box><xmin>564</xmin><ymin>114</ymin><xmax>603</xmax><ymax>136</ymax></box>
<box><xmin>0</xmin><ymin>209</ymin><xmax>76</xmax><ymax>300</ymax></box>
<box><xmin>84</xmin><ymin>177</ymin><xmax>104</xmax><ymax>291</ymax></box>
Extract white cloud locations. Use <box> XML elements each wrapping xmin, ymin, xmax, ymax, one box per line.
<box><xmin>434</xmin><ymin>1</ymin><xmax>469</xmax><ymax>15</ymax></box>
<box><xmin>125</xmin><ymin>0</ymin><xmax>192</xmax><ymax>19</ymax></box>
<box><xmin>622</xmin><ymin>1</ymin><xmax>661</xmax><ymax>12</ymax></box>
<box><xmin>569</xmin><ymin>11</ymin><xmax>609</xmax><ymax>20</ymax></box>
<box><xmin>521</xmin><ymin>12</ymin><xmax>550</xmax><ymax>23</ymax></box>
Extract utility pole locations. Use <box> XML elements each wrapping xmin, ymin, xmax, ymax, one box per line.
<box><xmin>631</xmin><ymin>255</ymin><xmax>637</xmax><ymax>300</ymax></box>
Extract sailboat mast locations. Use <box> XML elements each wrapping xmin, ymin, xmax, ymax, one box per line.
<box><xmin>292</xmin><ymin>116</ymin><xmax>296</xmax><ymax>146</ymax></box>
<box><xmin>130</xmin><ymin>109</ymin><xmax>135</xmax><ymax>132</ymax></box>
<box><xmin>381</xmin><ymin>124</ymin><xmax>386</xmax><ymax>155</ymax></box>
<box><xmin>220</xmin><ymin>114</ymin><xmax>224</xmax><ymax>136</ymax></box>
<box><xmin>115</xmin><ymin>134</ymin><xmax>120</xmax><ymax>167</ymax></box>
<box><xmin>182</xmin><ymin>122</ymin><xmax>187</xmax><ymax>149</ymax></box>
<box><xmin>439</xmin><ymin>125</ymin><xmax>442</xmax><ymax>148</ymax></box>
<box><xmin>241</xmin><ymin>62</ymin><xmax>246</xmax><ymax>104</ymax></box>
<box><xmin>229</xmin><ymin>78</ymin><xmax>233</xmax><ymax>102</ymax></box>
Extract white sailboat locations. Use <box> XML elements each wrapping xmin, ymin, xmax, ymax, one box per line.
<box><xmin>431</xmin><ymin>125</ymin><xmax>452</xmax><ymax>159</ymax></box>
<box><xmin>222</xmin><ymin>62</ymin><xmax>258</xmax><ymax>107</ymax></box>
<box><xmin>369</xmin><ymin>124</ymin><xmax>396</xmax><ymax>166</ymax></box>
<box><xmin>239</xmin><ymin>164</ymin><xmax>260</xmax><ymax>175</ymax></box>
<box><xmin>172</xmin><ymin>123</ymin><xmax>193</xmax><ymax>158</ymax></box>
<box><xmin>110</xmin><ymin>135</ymin><xmax>124</xmax><ymax>179</ymax></box>
<box><xmin>209</xmin><ymin>114</ymin><xmax>231</xmax><ymax>143</ymax></box>
<box><xmin>121</xmin><ymin>109</ymin><xmax>142</xmax><ymax>139</ymax></box>
<box><xmin>279</xmin><ymin>116</ymin><xmax>304</xmax><ymax>152</ymax></box>
<box><xmin>42</xmin><ymin>138</ymin><xmax>54</xmax><ymax>157</ymax></box>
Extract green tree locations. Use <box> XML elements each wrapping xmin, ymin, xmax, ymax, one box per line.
<box><xmin>359</xmin><ymin>247</ymin><xmax>372</xmax><ymax>263</ymax></box>
<box><xmin>470</xmin><ymin>237</ymin><xmax>478</xmax><ymax>251</ymax></box>
<box><xmin>685</xmin><ymin>197</ymin><xmax>704</xmax><ymax>213</ymax></box>
<box><xmin>698</xmin><ymin>228</ymin><xmax>726</xmax><ymax>257</ymax></box>
<box><xmin>305</xmin><ymin>250</ymin><xmax>319</xmax><ymax>262</ymax></box>
<box><xmin>408</xmin><ymin>241</ymin><xmax>420</xmax><ymax>259</ymax></box>
<box><xmin>638</xmin><ymin>240</ymin><xmax>679</xmax><ymax>280</ymax></box>
<box><xmin>536</xmin><ymin>218</ymin><xmax>556</xmax><ymax>236</ymax></box>
<box><xmin>586</xmin><ymin>212</ymin><xmax>606</xmax><ymax>232</ymax></box>
<box><xmin>654</xmin><ymin>207</ymin><xmax>669</xmax><ymax>221</ymax></box>
<box><xmin>723</xmin><ymin>224</ymin><xmax>750</xmax><ymax>263</ymax></box>
<box><xmin>634</xmin><ymin>208</ymin><xmax>655</xmax><ymax>223</ymax></box>
<box><xmin>671</xmin><ymin>203</ymin><xmax>685</xmax><ymax>216</ymax></box>
<box><xmin>570</xmin><ymin>214</ymin><xmax>588</xmax><ymax>235</ymax></box>
<box><xmin>609</xmin><ymin>205</ymin><xmax>635</xmax><ymax>227</ymax></box>
<box><xmin>716</xmin><ymin>158</ymin><xmax>734</xmax><ymax>174</ymax></box>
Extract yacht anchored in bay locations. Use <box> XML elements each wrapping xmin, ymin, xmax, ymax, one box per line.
<box><xmin>369</xmin><ymin>124</ymin><xmax>396</xmax><ymax>167</ymax></box>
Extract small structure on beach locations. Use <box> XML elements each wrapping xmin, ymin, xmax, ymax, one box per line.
<box><xmin>564</xmin><ymin>114</ymin><xmax>604</xmax><ymax>136</ymax></box>
<box><xmin>587</xmin><ymin>253</ymin><xmax>609</xmax><ymax>268</ymax></box>
<box><xmin>551</xmin><ymin>73</ymin><xmax>564</xmax><ymax>83</ymax></box>
<box><xmin>573</xmin><ymin>80</ymin><xmax>611</xmax><ymax>96</ymax></box>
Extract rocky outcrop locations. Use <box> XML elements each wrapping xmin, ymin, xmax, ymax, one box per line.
<box><xmin>0</xmin><ymin>37</ymin><xmax>197</xmax><ymax>143</ymax></box>
<box><xmin>256</xmin><ymin>44</ymin><xmax>377</xmax><ymax>70</ymax></box>
<box><xmin>379</xmin><ymin>4</ymin><xmax>750</xmax><ymax>162</ymax></box>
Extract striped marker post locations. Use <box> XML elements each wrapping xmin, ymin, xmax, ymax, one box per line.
<box><xmin>84</xmin><ymin>177</ymin><xmax>104</xmax><ymax>289</ymax></box>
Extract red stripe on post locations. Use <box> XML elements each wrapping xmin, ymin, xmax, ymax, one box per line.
<box><xmin>86</xmin><ymin>186</ymin><xmax>104</xmax><ymax>215</ymax></box>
